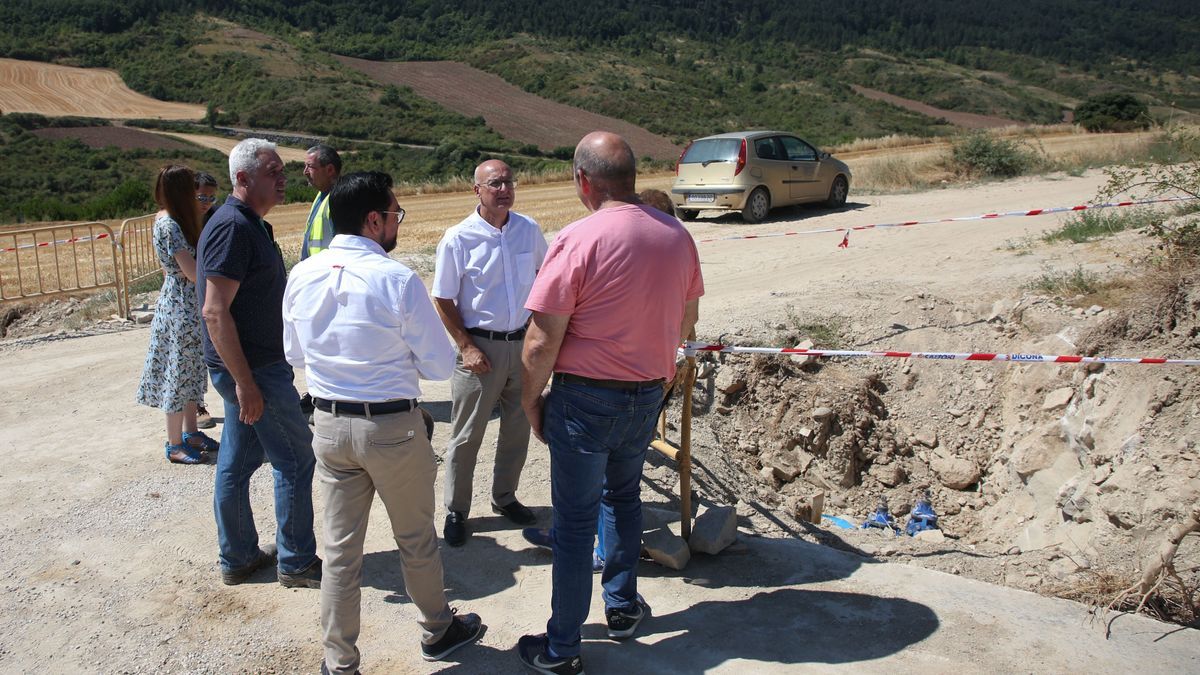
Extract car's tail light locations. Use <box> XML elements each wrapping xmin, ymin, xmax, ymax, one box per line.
<box><xmin>675</xmin><ymin>141</ymin><xmax>692</xmax><ymax>175</ymax></box>
<box><xmin>734</xmin><ymin>138</ymin><xmax>747</xmax><ymax>176</ymax></box>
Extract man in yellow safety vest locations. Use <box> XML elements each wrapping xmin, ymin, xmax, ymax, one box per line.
<box><xmin>301</xmin><ymin>144</ymin><xmax>342</xmax><ymax>260</ymax></box>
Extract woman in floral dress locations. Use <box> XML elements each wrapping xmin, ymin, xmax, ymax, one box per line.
<box><xmin>136</xmin><ymin>165</ymin><xmax>220</xmax><ymax>464</ymax></box>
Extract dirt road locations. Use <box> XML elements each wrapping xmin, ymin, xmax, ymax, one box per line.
<box><xmin>1</xmin><ymin>171</ymin><xmax>1196</xmax><ymax>672</ymax></box>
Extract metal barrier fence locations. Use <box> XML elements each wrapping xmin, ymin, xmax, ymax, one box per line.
<box><xmin>0</xmin><ymin>222</ymin><xmax>126</xmax><ymax>317</ymax></box>
<box><xmin>118</xmin><ymin>213</ymin><xmax>160</xmax><ymax>315</ymax></box>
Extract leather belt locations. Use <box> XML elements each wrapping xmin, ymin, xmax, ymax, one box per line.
<box><xmin>553</xmin><ymin>372</ymin><xmax>665</xmax><ymax>391</ymax></box>
<box><xmin>312</xmin><ymin>397</ymin><xmax>416</xmax><ymax>416</ymax></box>
<box><xmin>467</xmin><ymin>326</ymin><xmax>526</xmax><ymax>341</ymax></box>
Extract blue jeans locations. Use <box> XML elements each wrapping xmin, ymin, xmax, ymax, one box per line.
<box><xmin>210</xmin><ymin>362</ymin><xmax>317</xmax><ymax>575</ymax></box>
<box><xmin>543</xmin><ymin>379</ymin><xmax>662</xmax><ymax>658</ymax></box>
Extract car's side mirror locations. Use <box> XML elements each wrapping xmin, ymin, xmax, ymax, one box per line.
<box><xmin>819</xmin><ymin>151</ymin><xmax>830</xmax><ymax>160</ymax></box>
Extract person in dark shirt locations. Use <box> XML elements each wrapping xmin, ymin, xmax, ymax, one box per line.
<box><xmin>196</xmin><ymin>138</ymin><xmax>321</xmax><ymax>590</ymax></box>
<box><xmin>193</xmin><ymin>171</ymin><xmax>220</xmax><ymax>429</ymax></box>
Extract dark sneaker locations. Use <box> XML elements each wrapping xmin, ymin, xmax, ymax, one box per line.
<box><xmin>421</xmin><ymin>610</ymin><xmax>483</xmax><ymax>661</ymax></box>
<box><xmin>444</xmin><ymin>512</ymin><xmax>468</xmax><ymax>547</ymax></box>
<box><xmin>591</xmin><ymin>550</ymin><xmax>605</xmax><ymax>574</ymax></box>
<box><xmin>492</xmin><ymin>499</ymin><xmax>537</xmax><ymax>525</ymax></box>
<box><xmin>221</xmin><ymin>544</ymin><xmax>277</xmax><ymax>586</ymax></box>
<box><xmin>522</xmin><ymin>527</ymin><xmax>553</xmax><ymax>549</ymax></box>
<box><xmin>197</xmin><ymin>404</ymin><xmax>216</xmax><ymax>430</ymax></box>
<box><xmin>605</xmin><ymin>596</ymin><xmax>649</xmax><ymax>640</ymax></box>
<box><xmin>279</xmin><ymin>558</ymin><xmax>322</xmax><ymax>589</ymax></box>
<box><xmin>517</xmin><ymin>634</ymin><xmax>584</xmax><ymax>675</ymax></box>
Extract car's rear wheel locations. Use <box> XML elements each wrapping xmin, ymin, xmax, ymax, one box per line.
<box><xmin>742</xmin><ymin>187</ymin><xmax>770</xmax><ymax>224</ymax></box>
<box><xmin>676</xmin><ymin>207</ymin><xmax>698</xmax><ymax>221</ymax></box>
<box><xmin>825</xmin><ymin>175</ymin><xmax>849</xmax><ymax>208</ymax></box>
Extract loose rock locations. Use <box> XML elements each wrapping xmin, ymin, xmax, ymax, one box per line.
<box><xmin>689</xmin><ymin>506</ymin><xmax>738</xmax><ymax>555</ymax></box>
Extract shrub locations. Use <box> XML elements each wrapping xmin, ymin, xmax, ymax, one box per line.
<box><xmin>1075</xmin><ymin>93</ymin><xmax>1150</xmax><ymax>133</ymax></box>
<box><xmin>949</xmin><ymin>132</ymin><xmax>1035</xmax><ymax>179</ymax></box>
<box><xmin>1043</xmin><ymin>208</ymin><xmax>1163</xmax><ymax>244</ymax></box>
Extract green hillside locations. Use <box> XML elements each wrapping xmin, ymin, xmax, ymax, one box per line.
<box><xmin>0</xmin><ymin>0</ymin><xmax>1196</xmax><ymax>220</ymax></box>
<box><xmin>2</xmin><ymin>0</ymin><xmax>1196</xmax><ymax>144</ymax></box>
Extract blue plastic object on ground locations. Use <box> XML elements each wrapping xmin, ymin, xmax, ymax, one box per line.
<box><xmin>861</xmin><ymin>497</ymin><xmax>899</xmax><ymax>534</ymax></box>
<box><xmin>905</xmin><ymin>490</ymin><xmax>940</xmax><ymax>536</ymax></box>
<box><xmin>821</xmin><ymin>514</ymin><xmax>855</xmax><ymax>529</ymax></box>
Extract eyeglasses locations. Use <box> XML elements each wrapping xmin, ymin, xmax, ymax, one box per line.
<box><xmin>477</xmin><ymin>179</ymin><xmax>517</xmax><ymax>191</ymax></box>
<box><xmin>378</xmin><ymin>209</ymin><xmax>406</xmax><ymax>223</ymax></box>
<box><xmin>195</xmin><ymin>194</ymin><xmax>217</xmax><ymax>204</ymax></box>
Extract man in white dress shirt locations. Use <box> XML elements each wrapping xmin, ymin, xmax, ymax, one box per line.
<box><xmin>432</xmin><ymin>159</ymin><xmax>549</xmax><ymax>546</ymax></box>
<box><xmin>283</xmin><ymin>171</ymin><xmax>483</xmax><ymax>674</ymax></box>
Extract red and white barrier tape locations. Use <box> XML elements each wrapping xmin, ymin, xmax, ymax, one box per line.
<box><xmin>683</xmin><ymin>341</ymin><xmax>1200</xmax><ymax>366</ymax></box>
<box><xmin>694</xmin><ymin>195</ymin><xmax>1198</xmax><ymax>246</ymax></box>
<box><xmin>0</xmin><ymin>232</ymin><xmax>112</xmax><ymax>253</ymax></box>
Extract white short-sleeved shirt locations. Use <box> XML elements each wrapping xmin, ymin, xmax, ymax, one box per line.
<box><xmin>283</xmin><ymin>234</ymin><xmax>456</xmax><ymax>402</ymax></box>
<box><xmin>432</xmin><ymin>208</ymin><xmax>548</xmax><ymax>332</ymax></box>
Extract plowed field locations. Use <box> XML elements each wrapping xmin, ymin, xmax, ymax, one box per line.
<box><xmin>335</xmin><ymin>56</ymin><xmax>682</xmax><ymax>160</ymax></box>
<box><xmin>0</xmin><ymin>58</ymin><xmax>204</xmax><ymax>120</ymax></box>
<box><xmin>30</xmin><ymin>126</ymin><xmax>195</xmax><ymax>151</ymax></box>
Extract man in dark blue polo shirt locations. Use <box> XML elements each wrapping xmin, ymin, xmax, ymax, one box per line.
<box><xmin>197</xmin><ymin>138</ymin><xmax>321</xmax><ymax>589</ymax></box>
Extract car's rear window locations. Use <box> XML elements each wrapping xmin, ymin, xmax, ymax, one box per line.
<box><xmin>681</xmin><ymin>138</ymin><xmax>741</xmax><ymax>164</ymax></box>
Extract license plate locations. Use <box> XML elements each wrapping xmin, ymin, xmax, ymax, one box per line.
<box><xmin>686</xmin><ymin>193</ymin><xmax>716</xmax><ymax>203</ymax></box>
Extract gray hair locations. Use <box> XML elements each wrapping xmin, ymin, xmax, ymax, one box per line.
<box><xmin>574</xmin><ymin>140</ymin><xmax>636</xmax><ymax>191</ymax></box>
<box><xmin>306</xmin><ymin>144</ymin><xmax>343</xmax><ymax>174</ymax></box>
<box><xmin>228</xmin><ymin>138</ymin><xmax>277</xmax><ymax>186</ymax></box>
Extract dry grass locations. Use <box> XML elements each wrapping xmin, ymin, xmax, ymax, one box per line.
<box><xmin>0</xmin><ymin>223</ymin><xmax>123</xmax><ymax>300</ymax></box>
<box><xmin>840</xmin><ymin>128</ymin><xmax>1161</xmax><ymax>193</ymax></box>
<box><xmin>844</xmin><ymin>154</ymin><xmax>953</xmax><ymax>193</ymax></box>
<box><xmin>0</xmin><ymin>57</ymin><xmax>204</xmax><ymax>120</ymax></box>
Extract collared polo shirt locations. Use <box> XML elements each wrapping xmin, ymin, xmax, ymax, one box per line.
<box><xmin>283</xmin><ymin>234</ymin><xmax>456</xmax><ymax>402</ymax></box>
<box><xmin>525</xmin><ymin>204</ymin><xmax>704</xmax><ymax>382</ymax></box>
<box><xmin>431</xmin><ymin>208</ymin><xmax>548</xmax><ymax>332</ymax></box>
<box><xmin>196</xmin><ymin>196</ymin><xmax>287</xmax><ymax>370</ymax></box>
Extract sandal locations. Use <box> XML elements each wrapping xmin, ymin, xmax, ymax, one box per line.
<box><xmin>165</xmin><ymin>441</ymin><xmax>205</xmax><ymax>465</ymax></box>
<box><xmin>183</xmin><ymin>431</ymin><xmax>220</xmax><ymax>453</ymax></box>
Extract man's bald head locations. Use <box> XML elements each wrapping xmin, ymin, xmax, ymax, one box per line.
<box><xmin>474</xmin><ymin>159</ymin><xmax>511</xmax><ymax>185</ymax></box>
<box><xmin>574</xmin><ymin>132</ymin><xmax>637</xmax><ymax>196</ymax></box>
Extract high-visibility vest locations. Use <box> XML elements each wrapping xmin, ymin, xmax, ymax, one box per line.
<box><xmin>301</xmin><ymin>192</ymin><xmax>332</xmax><ymax>260</ymax></box>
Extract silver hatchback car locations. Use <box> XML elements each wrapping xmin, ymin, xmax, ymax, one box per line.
<box><xmin>671</xmin><ymin>131</ymin><xmax>851</xmax><ymax>223</ymax></box>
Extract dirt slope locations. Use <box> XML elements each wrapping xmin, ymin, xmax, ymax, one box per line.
<box><xmin>0</xmin><ymin>58</ymin><xmax>205</xmax><ymax>120</ymax></box>
<box><xmin>335</xmin><ymin>56</ymin><xmax>682</xmax><ymax>160</ymax></box>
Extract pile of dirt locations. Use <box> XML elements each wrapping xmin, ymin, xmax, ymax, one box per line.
<box><xmin>0</xmin><ymin>293</ymin><xmax>138</xmax><ymax>344</ymax></box>
<box><xmin>682</xmin><ymin>274</ymin><xmax>1200</xmax><ymax>625</ymax></box>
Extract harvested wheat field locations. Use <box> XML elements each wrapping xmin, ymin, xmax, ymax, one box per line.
<box><xmin>0</xmin><ymin>58</ymin><xmax>204</xmax><ymax>120</ymax></box>
<box><xmin>30</xmin><ymin>126</ymin><xmax>196</xmax><ymax>151</ymax></box>
<box><xmin>335</xmin><ymin>56</ymin><xmax>682</xmax><ymax>160</ymax></box>
<box><xmin>139</xmin><ymin>130</ymin><xmax>311</xmax><ymax>163</ymax></box>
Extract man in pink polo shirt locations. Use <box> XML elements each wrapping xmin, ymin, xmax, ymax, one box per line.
<box><xmin>517</xmin><ymin>131</ymin><xmax>703</xmax><ymax>675</ymax></box>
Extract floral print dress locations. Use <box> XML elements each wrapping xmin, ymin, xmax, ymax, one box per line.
<box><xmin>135</xmin><ymin>214</ymin><xmax>206</xmax><ymax>413</ymax></box>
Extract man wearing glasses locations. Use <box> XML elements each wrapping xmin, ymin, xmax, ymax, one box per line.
<box><xmin>284</xmin><ymin>171</ymin><xmax>484</xmax><ymax>673</ymax></box>
<box><xmin>432</xmin><ymin>159</ymin><xmax>548</xmax><ymax>546</ymax></box>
